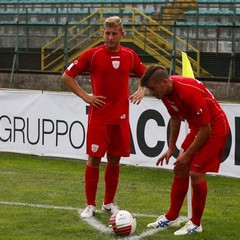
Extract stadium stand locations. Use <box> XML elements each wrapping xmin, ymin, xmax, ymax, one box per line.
<box><xmin>0</xmin><ymin>0</ymin><xmax>239</xmax><ymax>81</ymax></box>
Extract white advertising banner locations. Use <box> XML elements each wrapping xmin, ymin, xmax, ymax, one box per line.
<box><xmin>0</xmin><ymin>89</ymin><xmax>239</xmax><ymax>178</ymax></box>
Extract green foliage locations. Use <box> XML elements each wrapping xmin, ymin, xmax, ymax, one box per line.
<box><xmin>0</xmin><ymin>152</ymin><xmax>239</xmax><ymax>240</ymax></box>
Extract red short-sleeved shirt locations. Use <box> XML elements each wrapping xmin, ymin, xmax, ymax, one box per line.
<box><xmin>65</xmin><ymin>45</ymin><xmax>146</xmax><ymax>125</ymax></box>
<box><xmin>162</xmin><ymin>76</ymin><xmax>230</xmax><ymax>173</ymax></box>
<box><xmin>162</xmin><ymin>75</ymin><xmax>229</xmax><ymax>137</ymax></box>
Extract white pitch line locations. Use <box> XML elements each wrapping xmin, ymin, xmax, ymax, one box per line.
<box><xmin>125</xmin><ymin>229</ymin><xmax>161</xmax><ymax>240</ymax></box>
<box><xmin>78</xmin><ymin>210</ymin><xmax>112</xmax><ymax>234</ymax></box>
<box><xmin>1</xmin><ymin>200</ymin><xmax>188</xmax><ymax>240</ymax></box>
<box><xmin>0</xmin><ymin>200</ymin><xmax>79</xmax><ymax>211</ymax></box>
<box><xmin>0</xmin><ymin>200</ymin><xmax>159</xmax><ymax>218</ymax></box>
<box><xmin>125</xmin><ymin>216</ymin><xmax>188</xmax><ymax>240</ymax></box>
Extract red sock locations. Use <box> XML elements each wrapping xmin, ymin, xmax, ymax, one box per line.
<box><xmin>85</xmin><ymin>164</ymin><xmax>99</xmax><ymax>206</ymax></box>
<box><xmin>166</xmin><ymin>176</ymin><xmax>189</xmax><ymax>220</ymax></box>
<box><xmin>191</xmin><ymin>180</ymin><xmax>208</xmax><ymax>226</ymax></box>
<box><xmin>104</xmin><ymin>164</ymin><xmax>120</xmax><ymax>205</ymax></box>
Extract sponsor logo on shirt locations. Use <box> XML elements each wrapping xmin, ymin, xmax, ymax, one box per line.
<box><xmin>120</xmin><ymin>114</ymin><xmax>126</xmax><ymax>119</ymax></box>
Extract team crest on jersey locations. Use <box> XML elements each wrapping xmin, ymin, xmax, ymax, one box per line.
<box><xmin>91</xmin><ymin>144</ymin><xmax>99</xmax><ymax>153</ymax></box>
<box><xmin>112</xmin><ymin>60</ymin><xmax>120</xmax><ymax>69</ymax></box>
<box><xmin>197</xmin><ymin>108</ymin><xmax>203</xmax><ymax>115</ymax></box>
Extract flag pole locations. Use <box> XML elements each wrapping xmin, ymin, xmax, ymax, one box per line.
<box><xmin>181</xmin><ymin>51</ymin><xmax>194</xmax><ymax>219</ymax></box>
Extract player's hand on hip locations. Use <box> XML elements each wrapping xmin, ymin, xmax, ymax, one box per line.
<box><xmin>83</xmin><ymin>94</ymin><xmax>106</xmax><ymax>108</ymax></box>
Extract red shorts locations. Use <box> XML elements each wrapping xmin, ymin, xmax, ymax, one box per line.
<box><xmin>181</xmin><ymin>132</ymin><xmax>229</xmax><ymax>173</ymax></box>
<box><xmin>86</xmin><ymin>124</ymin><xmax>130</xmax><ymax>158</ymax></box>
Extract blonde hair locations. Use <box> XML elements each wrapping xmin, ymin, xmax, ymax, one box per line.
<box><xmin>103</xmin><ymin>16</ymin><xmax>123</xmax><ymax>31</ymax></box>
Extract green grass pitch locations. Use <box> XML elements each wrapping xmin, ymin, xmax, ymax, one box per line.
<box><xmin>0</xmin><ymin>152</ymin><xmax>239</xmax><ymax>240</ymax></box>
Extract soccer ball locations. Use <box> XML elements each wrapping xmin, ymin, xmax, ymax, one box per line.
<box><xmin>109</xmin><ymin>210</ymin><xmax>137</xmax><ymax>236</ymax></box>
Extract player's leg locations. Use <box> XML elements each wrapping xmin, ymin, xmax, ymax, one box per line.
<box><xmin>173</xmin><ymin>171</ymin><xmax>205</xmax><ymax>235</ymax></box>
<box><xmin>147</xmin><ymin>149</ymin><xmax>190</xmax><ymax>229</ymax></box>
<box><xmin>81</xmin><ymin>125</ymin><xmax>108</xmax><ymax>218</ymax></box>
<box><xmin>147</xmin><ymin>169</ymin><xmax>190</xmax><ymax>229</ymax></box>
<box><xmin>102</xmin><ymin>125</ymin><xmax>130</xmax><ymax>214</ymax></box>
<box><xmin>190</xmin><ymin>172</ymin><xmax>207</xmax><ymax>225</ymax></box>
<box><xmin>165</xmin><ymin>174</ymin><xmax>190</xmax><ymax>220</ymax></box>
<box><xmin>102</xmin><ymin>155</ymin><xmax>121</xmax><ymax>214</ymax></box>
<box><xmin>81</xmin><ymin>156</ymin><xmax>101</xmax><ymax>218</ymax></box>
<box><xmin>174</xmin><ymin>135</ymin><xmax>228</xmax><ymax>235</ymax></box>
<box><xmin>188</xmin><ymin>135</ymin><xmax>228</xmax><ymax>225</ymax></box>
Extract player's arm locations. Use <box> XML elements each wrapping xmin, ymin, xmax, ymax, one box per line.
<box><xmin>129</xmin><ymin>82</ymin><xmax>146</xmax><ymax>105</ymax></box>
<box><xmin>129</xmin><ymin>59</ymin><xmax>147</xmax><ymax>105</ymax></box>
<box><xmin>168</xmin><ymin>115</ymin><xmax>181</xmax><ymax>153</ymax></box>
<box><xmin>62</xmin><ymin>72</ymin><xmax>106</xmax><ymax>108</ymax></box>
<box><xmin>156</xmin><ymin>115</ymin><xmax>181</xmax><ymax>166</ymax></box>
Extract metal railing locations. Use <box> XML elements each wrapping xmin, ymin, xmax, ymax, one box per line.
<box><xmin>0</xmin><ymin>1</ymin><xmax>239</xmax><ymax>80</ymax></box>
<box><xmin>40</xmin><ymin>7</ymin><xmax>202</xmax><ymax>75</ymax></box>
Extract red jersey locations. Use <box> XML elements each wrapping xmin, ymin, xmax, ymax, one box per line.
<box><xmin>65</xmin><ymin>45</ymin><xmax>146</xmax><ymax>125</ymax></box>
<box><xmin>162</xmin><ymin>76</ymin><xmax>229</xmax><ymax>137</ymax></box>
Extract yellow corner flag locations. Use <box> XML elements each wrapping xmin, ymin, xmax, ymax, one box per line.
<box><xmin>182</xmin><ymin>52</ymin><xmax>195</xmax><ymax>78</ymax></box>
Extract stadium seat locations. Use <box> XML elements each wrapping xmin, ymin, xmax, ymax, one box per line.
<box><xmin>198</xmin><ymin>0</ymin><xmax>240</xmax><ymax>3</ymax></box>
<box><xmin>0</xmin><ymin>0</ymin><xmax>168</xmax><ymax>3</ymax></box>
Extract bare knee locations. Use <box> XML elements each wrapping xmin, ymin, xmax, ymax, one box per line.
<box><xmin>174</xmin><ymin>164</ymin><xmax>190</xmax><ymax>177</ymax></box>
<box><xmin>191</xmin><ymin>172</ymin><xmax>206</xmax><ymax>184</ymax></box>
<box><xmin>87</xmin><ymin>156</ymin><xmax>101</xmax><ymax>168</ymax></box>
<box><xmin>107</xmin><ymin>155</ymin><xmax>121</xmax><ymax>166</ymax></box>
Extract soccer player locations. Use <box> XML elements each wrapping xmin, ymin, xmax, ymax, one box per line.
<box><xmin>62</xmin><ymin>16</ymin><xmax>146</xmax><ymax>218</ymax></box>
<box><xmin>140</xmin><ymin>65</ymin><xmax>230</xmax><ymax>235</ymax></box>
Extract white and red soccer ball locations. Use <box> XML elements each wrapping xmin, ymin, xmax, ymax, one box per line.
<box><xmin>109</xmin><ymin>210</ymin><xmax>137</xmax><ymax>236</ymax></box>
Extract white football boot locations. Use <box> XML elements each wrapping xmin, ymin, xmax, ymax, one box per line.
<box><xmin>102</xmin><ymin>203</ymin><xmax>119</xmax><ymax>214</ymax></box>
<box><xmin>80</xmin><ymin>205</ymin><xmax>96</xmax><ymax>218</ymax></box>
<box><xmin>174</xmin><ymin>220</ymin><xmax>202</xmax><ymax>235</ymax></box>
<box><xmin>147</xmin><ymin>214</ymin><xmax>180</xmax><ymax>229</ymax></box>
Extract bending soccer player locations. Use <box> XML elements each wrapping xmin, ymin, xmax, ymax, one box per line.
<box><xmin>62</xmin><ymin>16</ymin><xmax>146</xmax><ymax>218</ymax></box>
<box><xmin>140</xmin><ymin>65</ymin><xmax>230</xmax><ymax>235</ymax></box>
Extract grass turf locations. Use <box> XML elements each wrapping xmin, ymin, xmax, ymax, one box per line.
<box><xmin>0</xmin><ymin>152</ymin><xmax>239</xmax><ymax>240</ymax></box>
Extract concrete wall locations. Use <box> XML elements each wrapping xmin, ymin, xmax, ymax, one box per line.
<box><xmin>0</xmin><ymin>72</ymin><xmax>239</xmax><ymax>101</ymax></box>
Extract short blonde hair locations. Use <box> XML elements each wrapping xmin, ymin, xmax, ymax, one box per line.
<box><xmin>103</xmin><ymin>16</ymin><xmax>123</xmax><ymax>31</ymax></box>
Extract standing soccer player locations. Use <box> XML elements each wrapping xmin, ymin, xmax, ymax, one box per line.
<box><xmin>62</xmin><ymin>16</ymin><xmax>146</xmax><ymax>218</ymax></box>
<box><xmin>140</xmin><ymin>65</ymin><xmax>230</xmax><ymax>235</ymax></box>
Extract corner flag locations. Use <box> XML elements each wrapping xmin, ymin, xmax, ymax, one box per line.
<box><xmin>182</xmin><ymin>52</ymin><xmax>195</xmax><ymax>78</ymax></box>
